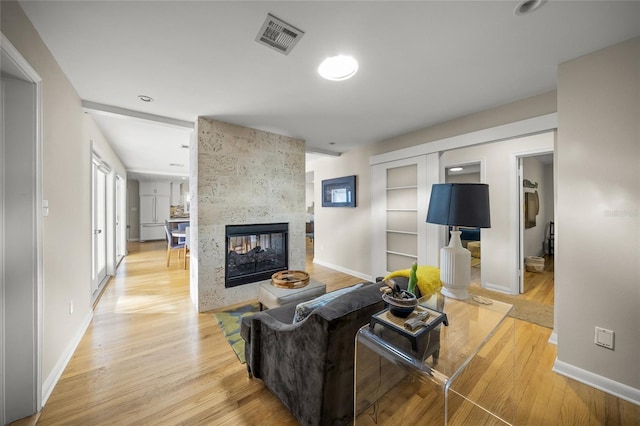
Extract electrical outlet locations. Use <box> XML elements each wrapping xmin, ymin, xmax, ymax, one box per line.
<box><xmin>69</xmin><ymin>300</ymin><xmax>73</xmax><ymax>315</ymax></box>
<box><xmin>594</xmin><ymin>327</ymin><xmax>614</xmax><ymax>350</ymax></box>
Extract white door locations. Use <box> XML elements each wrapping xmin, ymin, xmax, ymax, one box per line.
<box><xmin>518</xmin><ymin>158</ymin><xmax>525</xmax><ymax>293</ymax></box>
<box><xmin>1</xmin><ymin>37</ymin><xmax>43</xmax><ymax>424</ymax></box>
<box><xmin>92</xmin><ymin>159</ymin><xmax>108</xmax><ymax>296</ymax></box>
<box><xmin>115</xmin><ymin>175</ymin><xmax>125</xmax><ymax>263</ymax></box>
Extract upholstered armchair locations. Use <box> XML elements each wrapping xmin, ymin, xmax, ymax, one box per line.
<box><xmin>241</xmin><ymin>282</ymin><xmax>385</xmax><ymax>426</ymax></box>
<box><xmin>241</xmin><ymin>276</ymin><xmax>443</xmax><ymax>426</ymax></box>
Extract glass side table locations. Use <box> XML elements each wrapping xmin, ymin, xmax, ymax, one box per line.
<box><xmin>354</xmin><ymin>292</ymin><xmax>515</xmax><ymax>425</ymax></box>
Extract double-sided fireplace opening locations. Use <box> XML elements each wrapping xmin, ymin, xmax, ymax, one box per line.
<box><xmin>225</xmin><ymin>223</ymin><xmax>289</xmax><ymax>288</ymax></box>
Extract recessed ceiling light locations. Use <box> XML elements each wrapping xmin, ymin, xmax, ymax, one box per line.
<box><xmin>138</xmin><ymin>95</ymin><xmax>153</xmax><ymax>102</ymax></box>
<box><xmin>514</xmin><ymin>0</ymin><xmax>546</xmax><ymax>16</ymax></box>
<box><xmin>450</xmin><ymin>167</ymin><xmax>464</xmax><ymax>172</ymax></box>
<box><xmin>318</xmin><ymin>55</ymin><xmax>358</xmax><ymax>81</ymax></box>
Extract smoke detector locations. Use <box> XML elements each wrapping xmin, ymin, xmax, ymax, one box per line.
<box><xmin>255</xmin><ymin>13</ymin><xmax>304</xmax><ymax>55</ymax></box>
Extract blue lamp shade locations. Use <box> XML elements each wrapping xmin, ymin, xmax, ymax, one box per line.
<box><xmin>426</xmin><ymin>183</ymin><xmax>491</xmax><ymax>228</ymax></box>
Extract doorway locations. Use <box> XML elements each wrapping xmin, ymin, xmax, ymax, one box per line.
<box><xmin>1</xmin><ymin>34</ymin><xmax>43</xmax><ymax>423</ymax></box>
<box><xmin>91</xmin><ymin>155</ymin><xmax>109</xmax><ymax>302</ymax></box>
<box><xmin>305</xmin><ymin>170</ymin><xmax>315</xmax><ymax>253</ymax></box>
<box><xmin>518</xmin><ymin>153</ymin><xmax>555</xmax><ymax>302</ymax></box>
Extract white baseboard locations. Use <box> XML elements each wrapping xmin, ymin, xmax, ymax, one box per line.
<box><xmin>41</xmin><ymin>311</ymin><xmax>93</xmax><ymax>405</ymax></box>
<box><xmin>312</xmin><ymin>258</ymin><xmax>373</xmax><ymax>283</ymax></box>
<box><xmin>484</xmin><ymin>281</ymin><xmax>515</xmax><ymax>295</ymax></box>
<box><xmin>553</xmin><ymin>359</ymin><xmax>640</xmax><ymax>405</ymax></box>
<box><xmin>548</xmin><ymin>332</ymin><xmax>557</xmax><ymax>345</ymax></box>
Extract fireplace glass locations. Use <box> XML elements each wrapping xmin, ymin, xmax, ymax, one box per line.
<box><xmin>225</xmin><ymin>223</ymin><xmax>288</xmax><ymax>288</ymax></box>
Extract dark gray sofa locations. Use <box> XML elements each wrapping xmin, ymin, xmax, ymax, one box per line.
<box><xmin>240</xmin><ymin>281</ymin><xmax>385</xmax><ymax>426</ymax></box>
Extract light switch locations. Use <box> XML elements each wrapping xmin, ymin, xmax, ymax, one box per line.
<box><xmin>594</xmin><ymin>327</ymin><xmax>614</xmax><ymax>350</ymax></box>
<box><xmin>43</xmin><ymin>199</ymin><xmax>49</xmax><ymax>216</ymax></box>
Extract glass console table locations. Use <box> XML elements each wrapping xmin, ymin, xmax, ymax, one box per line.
<box><xmin>354</xmin><ymin>292</ymin><xmax>515</xmax><ymax>425</ymax></box>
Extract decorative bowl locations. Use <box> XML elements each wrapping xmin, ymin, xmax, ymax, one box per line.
<box><xmin>382</xmin><ymin>291</ymin><xmax>418</xmax><ymax>318</ymax></box>
<box><xmin>271</xmin><ymin>270</ymin><xmax>310</xmax><ymax>289</ymax></box>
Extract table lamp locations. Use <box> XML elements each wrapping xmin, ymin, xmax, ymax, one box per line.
<box><xmin>426</xmin><ymin>183</ymin><xmax>491</xmax><ymax>299</ymax></box>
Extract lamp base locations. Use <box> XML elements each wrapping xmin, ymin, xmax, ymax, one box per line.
<box><xmin>439</xmin><ymin>230</ymin><xmax>471</xmax><ymax>300</ymax></box>
<box><xmin>440</xmin><ymin>285</ymin><xmax>470</xmax><ymax>300</ymax></box>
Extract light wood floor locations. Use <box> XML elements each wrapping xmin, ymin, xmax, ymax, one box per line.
<box><xmin>24</xmin><ymin>240</ymin><xmax>638</xmax><ymax>425</ymax></box>
<box><xmin>470</xmin><ymin>254</ymin><xmax>554</xmax><ymax>306</ymax></box>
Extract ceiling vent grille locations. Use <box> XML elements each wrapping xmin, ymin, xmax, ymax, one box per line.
<box><xmin>255</xmin><ymin>14</ymin><xmax>304</xmax><ymax>55</ymax></box>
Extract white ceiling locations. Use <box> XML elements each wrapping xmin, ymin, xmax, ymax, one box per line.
<box><xmin>19</xmin><ymin>1</ymin><xmax>640</xmax><ymax>178</ymax></box>
<box><xmin>88</xmin><ymin>109</ymin><xmax>192</xmax><ymax>178</ymax></box>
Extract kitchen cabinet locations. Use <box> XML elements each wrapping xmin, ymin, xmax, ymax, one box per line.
<box><xmin>140</xmin><ymin>194</ymin><xmax>170</xmax><ymax>241</ymax></box>
<box><xmin>170</xmin><ymin>182</ymin><xmax>181</xmax><ymax>205</ymax></box>
<box><xmin>140</xmin><ymin>181</ymin><xmax>170</xmax><ymax>196</ymax></box>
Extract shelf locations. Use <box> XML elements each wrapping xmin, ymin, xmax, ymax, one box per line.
<box><xmin>385</xmin><ymin>250</ymin><xmax>417</xmax><ymax>259</ymax></box>
<box><xmin>387</xmin><ymin>185</ymin><xmax>418</xmax><ymax>191</ymax></box>
<box><xmin>385</xmin><ymin>230</ymin><xmax>418</xmax><ymax>236</ymax></box>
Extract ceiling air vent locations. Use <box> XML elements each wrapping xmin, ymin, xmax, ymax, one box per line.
<box><xmin>255</xmin><ymin>13</ymin><xmax>304</xmax><ymax>55</ymax></box>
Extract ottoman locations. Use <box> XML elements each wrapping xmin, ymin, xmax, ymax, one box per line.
<box><xmin>257</xmin><ymin>278</ymin><xmax>326</xmax><ymax>310</ymax></box>
<box><xmin>468</xmin><ymin>241</ymin><xmax>481</xmax><ymax>259</ymax></box>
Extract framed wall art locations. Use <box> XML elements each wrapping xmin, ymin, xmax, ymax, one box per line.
<box><xmin>321</xmin><ymin>175</ymin><xmax>356</xmax><ymax>207</ymax></box>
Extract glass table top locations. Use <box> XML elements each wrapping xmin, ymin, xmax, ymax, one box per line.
<box><xmin>359</xmin><ymin>292</ymin><xmax>513</xmax><ymax>387</ymax></box>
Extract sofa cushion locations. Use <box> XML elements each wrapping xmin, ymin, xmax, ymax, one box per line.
<box><xmin>292</xmin><ymin>283</ymin><xmax>363</xmax><ymax>323</ymax></box>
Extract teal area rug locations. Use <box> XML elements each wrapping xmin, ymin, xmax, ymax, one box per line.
<box><xmin>213</xmin><ymin>302</ymin><xmax>259</xmax><ymax>363</ymax></box>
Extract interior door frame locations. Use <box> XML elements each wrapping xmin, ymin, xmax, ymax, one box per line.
<box><xmin>1</xmin><ymin>33</ymin><xmax>44</xmax><ymax>423</ymax></box>
<box><xmin>115</xmin><ymin>174</ymin><xmax>126</xmax><ymax>263</ymax></box>
<box><xmin>512</xmin><ymin>146</ymin><xmax>555</xmax><ymax>295</ymax></box>
<box><xmin>91</xmin><ymin>152</ymin><xmax>110</xmax><ymax>302</ymax></box>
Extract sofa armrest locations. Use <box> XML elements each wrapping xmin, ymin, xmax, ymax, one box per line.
<box><xmin>240</xmin><ymin>302</ymin><xmax>297</xmax><ymax>352</ymax></box>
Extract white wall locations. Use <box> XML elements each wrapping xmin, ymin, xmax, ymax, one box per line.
<box><xmin>522</xmin><ymin>156</ymin><xmax>549</xmax><ymax>258</ymax></box>
<box><xmin>309</xmin><ymin>91</ymin><xmax>557</xmax><ymax>282</ymax></box>
<box><xmin>310</xmin><ymin>147</ymin><xmax>374</xmax><ymax>279</ymax></box>
<box><xmin>1</xmin><ymin>0</ymin><xmax>127</xmax><ymax>405</ymax></box>
<box><xmin>446</xmin><ymin>172</ymin><xmax>480</xmax><ymax>184</ymax></box>
<box><xmin>556</xmin><ymin>37</ymin><xmax>639</xmax><ymax>395</ymax></box>
<box><xmin>543</xmin><ymin>164</ymin><xmax>554</xmax><ymax>229</ymax></box>
<box><xmin>83</xmin><ymin>114</ymin><xmax>127</xmax><ymax>277</ymax></box>
<box><xmin>2</xmin><ymin>0</ymin><xmax>91</xmax><ymax>389</ymax></box>
<box><xmin>305</xmin><ymin>172</ymin><xmax>314</xmax><ymax>220</ymax></box>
